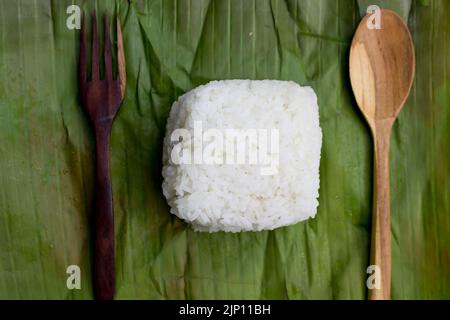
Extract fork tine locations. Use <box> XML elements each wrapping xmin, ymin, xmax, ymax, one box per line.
<box><xmin>91</xmin><ymin>12</ymin><xmax>100</xmax><ymax>81</ymax></box>
<box><xmin>103</xmin><ymin>14</ymin><xmax>113</xmax><ymax>81</ymax></box>
<box><xmin>116</xmin><ymin>17</ymin><xmax>126</xmax><ymax>99</ymax></box>
<box><xmin>79</xmin><ymin>14</ymin><xmax>87</xmax><ymax>88</ymax></box>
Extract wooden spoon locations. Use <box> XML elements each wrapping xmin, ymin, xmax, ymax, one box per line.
<box><xmin>349</xmin><ymin>9</ymin><xmax>415</xmax><ymax>300</ymax></box>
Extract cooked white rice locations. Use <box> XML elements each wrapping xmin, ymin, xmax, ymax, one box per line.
<box><xmin>162</xmin><ymin>80</ymin><xmax>322</xmax><ymax>232</ymax></box>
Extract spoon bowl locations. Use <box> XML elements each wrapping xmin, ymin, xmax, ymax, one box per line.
<box><xmin>350</xmin><ymin>9</ymin><xmax>415</xmax><ymax>127</ymax></box>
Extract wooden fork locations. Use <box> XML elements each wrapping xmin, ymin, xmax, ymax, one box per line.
<box><xmin>79</xmin><ymin>12</ymin><xmax>126</xmax><ymax>300</ymax></box>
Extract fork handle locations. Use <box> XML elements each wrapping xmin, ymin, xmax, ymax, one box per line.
<box><xmin>94</xmin><ymin>126</ymin><xmax>115</xmax><ymax>300</ymax></box>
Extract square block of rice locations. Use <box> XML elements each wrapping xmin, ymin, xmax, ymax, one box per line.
<box><xmin>162</xmin><ymin>80</ymin><xmax>322</xmax><ymax>232</ymax></box>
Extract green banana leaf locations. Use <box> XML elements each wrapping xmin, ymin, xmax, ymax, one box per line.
<box><xmin>0</xmin><ymin>0</ymin><xmax>449</xmax><ymax>299</ymax></box>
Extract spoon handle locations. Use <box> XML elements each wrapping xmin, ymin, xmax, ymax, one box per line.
<box><xmin>369</xmin><ymin>120</ymin><xmax>393</xmax><ymax>300</ymax></box>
